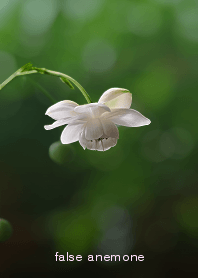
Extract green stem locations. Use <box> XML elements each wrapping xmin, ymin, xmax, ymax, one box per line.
<box><xmin>0</xmin><ymin>63</ymin><xmax>92</xmax><ymax>104</ymax></box>
<box><xmin>0</xmin><ymin>70</ymin><xmax>36</xmax><ymax>91</ymax></box>
<box><xmin>33</xmin><ymin>67</ymin><xmax>92</xmax><ymax>104</ymax></box>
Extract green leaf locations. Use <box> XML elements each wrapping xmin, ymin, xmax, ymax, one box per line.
<box><xmin>60</xmin><ymin>77</ymin><xmax>74</xmax><ymax>90</ymax></box>
<box><xmin>20</xmin><ymin>62</ymin><xmax>33</xmax><ymax>72</ymax></box>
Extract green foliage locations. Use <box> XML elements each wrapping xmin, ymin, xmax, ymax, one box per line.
<box><xmin>0</xmin><ymin>219</ymin><xmax>13</xmax><ymax>242</ymax></box>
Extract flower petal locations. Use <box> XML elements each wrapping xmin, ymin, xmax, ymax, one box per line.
<box><xmin>101</xmin><ymin>137</ymin><xmax>117</xmax><ymax>151</ymax></box>
<box><xmin>44</xmin><ymin>119</ymin><xmax>69</xmax><ymax>130</ymax></box>
<box><xmin>78</xmin><ymin>137</ymin><xmax>85</xmax><ymax>150</ymax></box>
<box><xmin>96</xmin><ymin>140</ymin><xmax>104</xmax><ymax>151</ymax></box>
<box><xmin>66</xmin><ymin>114</ymin><xmax>89</xmax><ymax>125</ymax></box>
<box><xmin>79</xmin><ymin>129</ymin><xmax>117</xmax><ymax>151</ymax></box>
<box><xmin>78</xmin><ymin>129</ymin><xmax>87</xmax><ymax>150</ymax></box>
<box><xmin>74</xmin><ymin>103</ymin><xmax>110</xmax><ymax>118</ymax></box>
<box><xmin>100</xmin><ymin>119</ymin><xmax>119</xmax><ymax>139</ymax></box>
<box><xmin>82</xmin><ymin>138</ymin><xmax>97</xmax><ymax>151</ymax></box>
<box><xmin>85</xmin><ymin>118</ymin><xmax>103</xmax><ymax>140</ymax></box>
<box><xmin>45</xmin><ymin>100</ymin><xmax>78</xmax><ymax>120</ymax></box>
<box><xmin>102</xmin><ymin>108</ymin><xmax>151</xmax><ymax>127</ymax></box>
<box><xmin>61</xmin><ymin>122</ymin><xmax>85</xmax><ymax>144</ymax></box>
<box><xmin>79</xmin><ymin>130</ymin><xmax>96</xmax><ymax>150</ymax></box>
<box><xmin>98</xmin><ymin>88</ymin><xmax>132</xmax><ymax>109</ymax></box>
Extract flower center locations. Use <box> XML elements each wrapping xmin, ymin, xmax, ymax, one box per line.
<box><xmin>90</xmin><ymin>138</ymin><xmax>108</xmax><ymax>142</ymax></box>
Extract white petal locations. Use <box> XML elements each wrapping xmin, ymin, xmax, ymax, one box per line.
<box><xmin>44</xmin><ymin>119</ymin><xmax>69</xmax><ymax>130</ymax></box>
<box><xmin>66</xmin><ymin>114</ymin><xmax>89</xmax><ymax>125</ymax></box>
<box><xmin>94</xmin><ymin>138</ymin><xmax>117</xmax><ymax>151</ymax></box>
<box><xmin>103</xmin><ymin>108</ymin><xmax>151</xmax><ymax>127</ymax></box>
<box><xmin>98</xmin><ymin>88</ymin><xmax>132</xmax><ymax>109</ymax></box>
<box><xmin>78</xmin><ymin>129</ymin><xmax>87</xmax><ymax>150</ymax></box>
<box><xmin>96</xmin><ymin>140</ymin><xmax>104</xmax><ymax>151</ymax></box>
<box><xmin>45</xmin><ymin>100</ymin><xmax>78</xmax><ymax>120</ymax></box>
<box><xmin>79</xmin><ymin>129</ymin><xmax>117</xmax><ymax>151</ymax></box>
<box><xmin>79</xmin><ymin>130</ymin><xmax>96</xmax><ymax>151</ymax></box>
<box><xmin>89</xmin><ymin>140</ymin><xmax>97</xmax><ymax>150</ymax></box>
<box><xmin>86</xmin><ymin>139</ymin><xmax>98</xmax><ymax>151</ymax></box>
<box><xmin>46</xmin><ymin>100</ymin><xmax>78</xmax><ymax>113</ymax></box>
<box><xmin>100</xmin><ymin>119</ymin><xmax>119</xmax><ymax>139</ymax></box>
<box><xmin>74</xmin><ymin>103</ymin><xmax>110</xmax><ymax>118</ymax></box>
<box><xmin>61</xmin><ymin>122</ymin><xmax>85</xmax><ymax>144</ymax></box>
<box><xmin>85</xmin><ymin>118</ymin><xmax>103</xmax><ymax>140</ymax></box>
<box><xmin>95</xmin><ymin>138</ymin><xmax>117</xmax><ymax>151</ymax></box>
<box><xmin>79</xmin><ymin>128</ymin><xmax>93</xmax><ymax>150</ymax></box>
<box><xmin>101</xmin><ymin>137</ymin><xmax>117</xmax><ymax>151</ymax></box>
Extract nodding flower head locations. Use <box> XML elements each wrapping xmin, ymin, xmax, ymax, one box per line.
<box><xmin>44</xmin><ymin>88</ymin><xmax>151</xmax><ymax>151</ymax></box>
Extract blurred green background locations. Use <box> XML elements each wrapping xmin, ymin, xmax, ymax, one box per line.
<box><xmin>0</xmin><ymin>0</ymin><xmax>197</xmax><ymax>276</ymax></box>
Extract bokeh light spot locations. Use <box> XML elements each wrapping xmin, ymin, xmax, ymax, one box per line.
<box><xmin>82</xmin><ymin>39</ymin><xmax>117</xmax><ymax>73</ymax></box>
<box><xmin>62</xmin><ymin>0</ymin><xmax>105</xmax><ymax>22</ymax></box>
<box><xmin>20</xmin><ymin>0</ymin><xmax>59</xmax><ymax>35</ymax></box>
<box><xmin>46</xmin><ymin>208</ymin><xmax>98</xmax><ymax>255</ymax></box>
<box><xmin>98</xmin><ymin>206</ymin><xmax>131</xmax><ymax>232</ymax></box>
<box><xmin>96</xmin><ymin>206</ymin><xmax>133</xmax><ymax>257</ymax></box>
<box><xmin>0</xmin><ymin>218</ymin><xmax>13</xmax><ymax>242</ymax></box>
<box><xmin>127</xmin><ymin>3</ymin><xmax>162</xmax><ymax>37</ymax></box>
<box><xmin>152</xmin><ymin>0</ymin><xmax>181</xmax><ymax>5</ymax></box>
<box><xmin>49</xmin><ymin>141</ymin><xmax>75</xmax><ymax>165</ymax></box>
<box><xmin>142</xmin><ymin>127</ymin><xmax>194</xmax><ymax>162</ymax></box>
<box><xmin>0</xmin><ymin>51</ymin><xmax>17</xmax><ymax>83</ymax></box>
<box><xmin>175</xmin><ymin>4</ymin><xmax>198</xmax><ymax>42</ymax></box>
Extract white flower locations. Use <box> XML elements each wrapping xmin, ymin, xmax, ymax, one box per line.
<box><xmin>44</xmin><ymin>88</ymin><xmax>151</xmax><ymax>151</ymax></box>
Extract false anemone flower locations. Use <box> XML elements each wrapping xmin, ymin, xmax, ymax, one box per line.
<box><xmin>44</xmin><ymin>88</ymin><xmax>151</xmax><ymax>151</ymax></box>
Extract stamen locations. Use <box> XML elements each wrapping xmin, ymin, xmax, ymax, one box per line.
<box><xmin>97</xmin><ymin>137</ymin><xmax>106</xmax><ymax>141</ymax></box>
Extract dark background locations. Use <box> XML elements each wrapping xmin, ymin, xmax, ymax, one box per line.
<box><xmin>0</xmin><ymin>0</ymin><xmax>197</xmax><ymax>276</ymax></box>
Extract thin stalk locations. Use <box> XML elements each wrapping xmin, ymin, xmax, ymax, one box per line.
<box><xmin>0</xmin><ymin>70</ymin><xmax>36</xmax><ymax>91</ymax></box>
<box><xmin>0</xmin><ymin>63</ymin><xmax>92</xmax><ymax>104</ymax></box>
<box><xmin>33</xmin><ymin>67</ymin><xmax>92</xmax><ymax>104</ymax></box>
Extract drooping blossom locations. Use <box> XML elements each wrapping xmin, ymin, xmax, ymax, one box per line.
<box><xmin>44</xmin><ymin>88</ymin><xmax>151</xmax><ymax>151</ymax></box>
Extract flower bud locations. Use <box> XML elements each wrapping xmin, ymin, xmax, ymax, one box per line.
<box><xmin>49</xmin><ymin>141</ymin><xmax>75</xmax><ymax>165</ymax></box>
<box><xmin>0</xmin><ymin>218</ymin><xmax>13</xmax><ymax>242</ymax></box>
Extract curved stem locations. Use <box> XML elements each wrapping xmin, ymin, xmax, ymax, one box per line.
<box><xmin>33</xmin><ymin>67</ymin><xmax>92</xmax><ymax>104</ymax></box>
<box><xmin>0</xmin><ymin>63</ymin><xmax>92</xmax><ymax>104</ymax></box>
